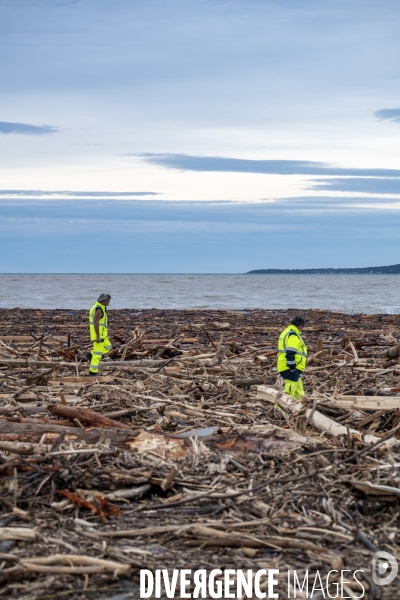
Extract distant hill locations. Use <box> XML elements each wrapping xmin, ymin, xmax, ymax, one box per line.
<box><xmin>247</xmin><ymin>264</ymin><xmax>400</xmax><ymax>274</ymax></box>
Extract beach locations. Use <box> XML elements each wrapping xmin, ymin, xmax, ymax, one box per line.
<box><xmin>0</xmin><ymin>307</ymin><xmax>399</xmax><ymax>598</ymax></box>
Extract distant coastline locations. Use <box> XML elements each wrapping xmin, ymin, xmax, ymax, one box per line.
<box><xmin>247</xmin><ymin>264</ymin><xmax>400</xmax><ymax>274</ymax></box>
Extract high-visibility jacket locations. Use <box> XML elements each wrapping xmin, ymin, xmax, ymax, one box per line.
<box><xmin>89</xmin><ymin>302</ymin><xmax>109</xmax><ymax>342</ymax></box>
<box><xmin>277</xmin><ymin>324</ymin><xmax>307</xmax><ymax>373</ymax></box>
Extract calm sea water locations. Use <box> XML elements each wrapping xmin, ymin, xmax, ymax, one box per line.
<box><xmin>0</xmin><ymin>274</ymin><xmax>399</xmax><ymax>314</ymax></box>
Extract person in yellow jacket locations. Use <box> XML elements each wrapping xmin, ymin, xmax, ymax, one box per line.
<box><xmin>88</xmin><ymin>293</ymin><xmax>112</xmax><ymax>376</ymax></box>
<box><xmin>277</xmin><ymin>316</ymin><xmax>307</xmax><ymax>400</ymax></box>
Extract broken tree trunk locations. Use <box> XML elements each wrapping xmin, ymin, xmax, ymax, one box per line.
<box><xmin>47</xmin><ymin>403</ymin><xmax>134</xmax><ymax>430</ymax></box>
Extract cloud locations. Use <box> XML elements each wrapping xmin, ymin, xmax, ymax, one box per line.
<box><xmin>1</xmin><ymin>198</ymin><xmax>400</xmax><ymax>273</ymax></box>
<box><xmin>374</xmin><ymin>108</ymin><xmax>400</xmax><ymax>123</ymax></box>
<box><xmin>136</xmin><ymin>153</ymin><xmax>400</xmax><ymax>177</ymax></box>
<box><xmin>0</xmin><ymin>190</ymin><xmax>159</xmax><ymax>198</ymax></box>
<box><xmin>309</xmin><ymin>178</ymin><xmax>400</xmax><ymax>195</ymax></box>
<box><xmin>0</xmin><ymin>121</ymin><xmax>59</xmax><ymax>135</ymax></box>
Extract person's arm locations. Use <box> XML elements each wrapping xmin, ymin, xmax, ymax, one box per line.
<box><xmin>93</xmin><ymin>308</ymin><xmax>103</xmax><ymax>343</ymax></box>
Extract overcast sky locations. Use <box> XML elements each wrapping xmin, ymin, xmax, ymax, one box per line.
<box><xmin>1</xmin><ymin>0</ymin><xmax>400</xmax><ymax>272</ymax></box>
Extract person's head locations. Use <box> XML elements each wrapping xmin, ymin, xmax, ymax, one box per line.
<box><xmin>97</xmin><ymin>293</ymin><xmax>111</xmax><ymax>306</ymax></box>
<box><xmin>291</xmin><ymin>315</ymin><xmax>305</xmax><ymax>330</ymax></box>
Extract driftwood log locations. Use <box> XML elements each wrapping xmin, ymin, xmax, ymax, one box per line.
<box><xmin>47</xmin><ymin>403</ymin><xmax>134</xmax><ymax>430</ymax></box>
<box><xmin>0</xmin><ymin>421</ymin><xmax>138</xmax><ymax>446</ymax></box>
<box><xmin>256</xmin><ymin>386</ymin><xmax>400</xmax><ymax>450</ymax></box>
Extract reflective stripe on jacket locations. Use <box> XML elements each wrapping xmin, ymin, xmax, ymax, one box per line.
<box><xmin>89</xmin><ymin>302</ymin><xmax>108</xmax><ymax>341</ymax></box>
<box><xmin>277</xmin><ymin>324</ymin><xmax>307</xmax><ymax>373</ymax></box>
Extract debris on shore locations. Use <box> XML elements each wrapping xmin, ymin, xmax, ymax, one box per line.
<box><xmin>0</xmin><ymin>307</ymin><xmax>399</xmax><ymax>599</ymax></box>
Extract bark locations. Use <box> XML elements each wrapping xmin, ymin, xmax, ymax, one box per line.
<box><xmin>47</xmin><ymin>403</ymin><xmax>134</xmax><ymax>430</ymax></box>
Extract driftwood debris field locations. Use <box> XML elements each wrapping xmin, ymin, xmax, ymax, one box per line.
<box><xmin>0</xmin><ymin>307</ymin><xmax>399</xmax><ymax>598</ymax></box>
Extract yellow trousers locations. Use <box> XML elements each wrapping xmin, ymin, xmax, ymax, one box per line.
<box><xmin>89</xmin><ymin>337</ymin><xmax>112</xmax><ymax>374</ymax></box>
<box><xmin>284</xmin><ymin>377</ymin><xmax>304</xmax><ymax>401</ymax></box>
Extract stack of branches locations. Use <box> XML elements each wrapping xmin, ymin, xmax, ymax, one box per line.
<box><xmin>0</xmin><ymin>307</ymin><xmax>399</xmax><ymax>599</ymax></box>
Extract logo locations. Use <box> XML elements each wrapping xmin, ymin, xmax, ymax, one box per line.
<box><xmin>372</xmin><ymin>551</ymin><xmax>398</xmax><ymax>586</ymax></box>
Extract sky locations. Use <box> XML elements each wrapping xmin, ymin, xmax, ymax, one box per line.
<box><xmin>0</xmin><ymin>0</ymin><xmax>400</xmax><ymax>272</ymax></box>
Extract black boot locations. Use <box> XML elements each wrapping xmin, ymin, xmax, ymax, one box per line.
<box><xmin>86</xmin><ymin>352</ymin><xmax>92</xmax><ymax>361</ymax></box>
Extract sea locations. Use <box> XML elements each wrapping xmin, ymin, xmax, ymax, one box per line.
<box><xmin>0</xmin><ymin>274</ymin><xmax>399</xmax><ymax>314</ymax></box>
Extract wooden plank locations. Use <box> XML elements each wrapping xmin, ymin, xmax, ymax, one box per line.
<box><xmin>358</xmin><ymin>410</ymin><xmax>390</xmax><ymax>427</ymax></box>
<box><xmin>353</xmin><ymin>367</ymin><xmax>398</xmax><ymax>373</ymax></box>
<box><xmin>327</xmin><ymin>396</ymin><xmax>400</xmax><ymax>411</ymax></box>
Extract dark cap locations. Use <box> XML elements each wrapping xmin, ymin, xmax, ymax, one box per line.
<box><xmin>291</xmin><ymin>315</ymin><xmax>305</xmax><ymax>327</ymax></box>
